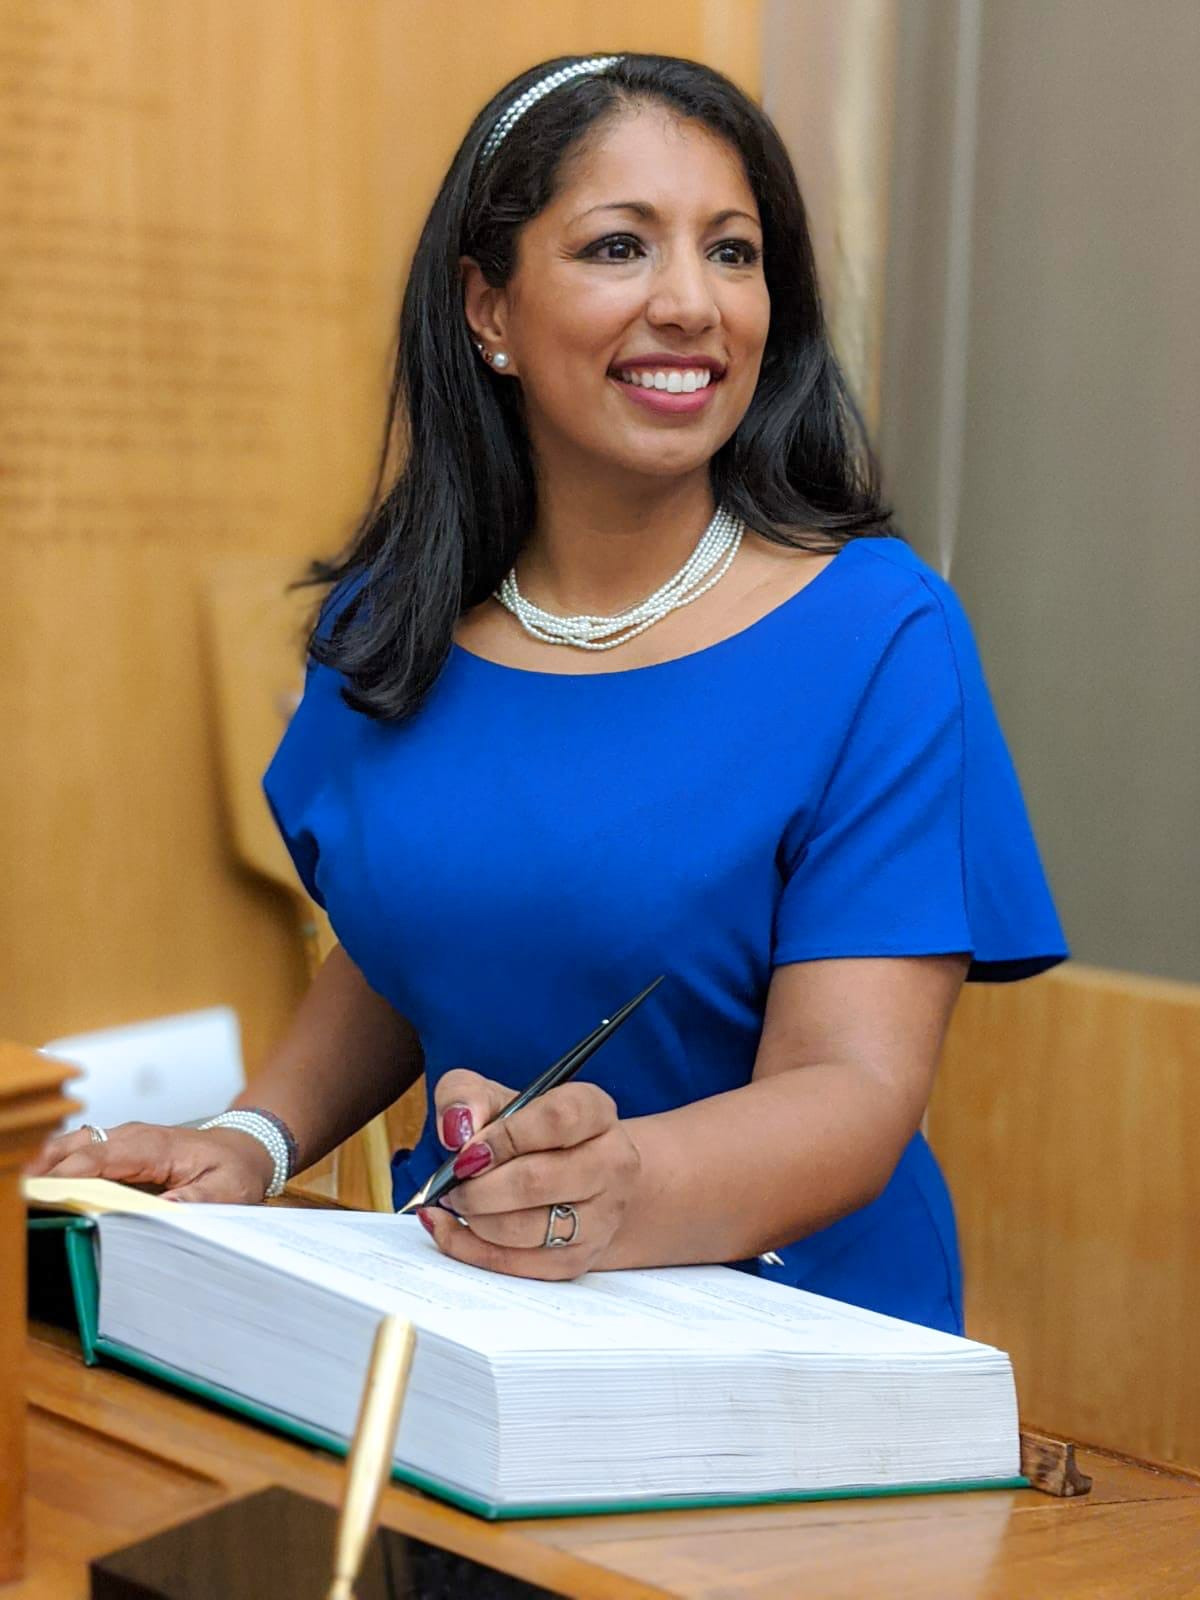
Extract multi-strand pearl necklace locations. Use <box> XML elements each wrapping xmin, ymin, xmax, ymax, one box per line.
<box><xmin>494</xmin><ymin>506</ymin><xmax>745</xmax><ymax>651</ymax></box>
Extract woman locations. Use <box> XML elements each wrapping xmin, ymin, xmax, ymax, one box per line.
<box><xmin>31</xmin><ymin>53</ymin><xmax>1067</xmax><ymax>1334</ymax></box>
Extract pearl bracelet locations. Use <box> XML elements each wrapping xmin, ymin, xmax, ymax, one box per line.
<box><xmin>236</xmin><ymin>1105</ymin><xmax>300</xmax><ymax>1177</ymax></box>
<box><xmin>198</xmin><ymin>1109</ymin><xmax>294</xmax><ymax>1198</ymax></box>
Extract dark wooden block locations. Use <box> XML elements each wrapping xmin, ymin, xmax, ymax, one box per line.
<box><xmin>89</xmin><ymin>1486</ymin><xmax>563</xmax><ymax>1600</ymax></box>
<box><xmin>1020</xmin><ymin>1429</ymin><xmax>1094</xmax><ymax>1497</ymax></box>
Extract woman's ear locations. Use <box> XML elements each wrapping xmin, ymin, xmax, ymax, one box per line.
<box><xmin>460</xmin><ymin>255</ymin><xmax>507</xmax><ymax>347</ymax></box>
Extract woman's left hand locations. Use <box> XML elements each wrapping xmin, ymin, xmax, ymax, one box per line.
<box><xmin>417</xmin><ymin>1069</ymin><xmax>642</xmax><ymax>1279</ymax></box>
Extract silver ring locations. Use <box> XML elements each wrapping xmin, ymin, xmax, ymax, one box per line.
<box><xmin>543</xmin><ymin>1202</ymin><xmax>578</xmax><ymax>1248</ymax></box>
<box><xmin>84</xmin><ymin>1124</ymin><xmax>108</xmax><ymax>1144</ymax></box>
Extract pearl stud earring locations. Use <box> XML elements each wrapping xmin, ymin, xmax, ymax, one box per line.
<box><xmin>472</xmin><ymin>339</ymin><xmax>509</xmax><ymax>370</ymax></box>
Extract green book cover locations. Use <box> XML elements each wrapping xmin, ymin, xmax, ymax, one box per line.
<box><xmin>26</xmin><ymin>1208</ymin><xmax>1029</xmax><ymax>1521</ymax></box>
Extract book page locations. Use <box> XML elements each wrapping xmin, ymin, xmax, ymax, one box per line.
<box><xmin>119</xmin><ymin>1208</ymin><xmax>733</xmax><ymax>1351</ymax></box>
<box><xmin>104</xmin><ymin>1207</ymin><xmax>999</xmax><ymax>1361</ymax></box>
<box><xmin>25</xmin><ymin>1175</ymin><xmax>176</xmax><ymax>1217</ymax></box>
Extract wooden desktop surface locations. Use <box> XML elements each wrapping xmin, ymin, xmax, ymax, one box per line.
<box><xmin>16</xmin><ymin>1324</ymin><xmax>1200</xmax><ymax>1599</ymax></box>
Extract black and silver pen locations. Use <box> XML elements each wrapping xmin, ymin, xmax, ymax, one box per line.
<box><xmin>396</xmin><ymin>975</ymin><xmax>665</xmax><ymax>1215</ymax></box>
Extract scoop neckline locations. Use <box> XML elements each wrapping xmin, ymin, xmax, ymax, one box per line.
<box><xmin>450</xmin><ymin>537</ymin><xmax>863</xmax><ymax>680</ymax></box>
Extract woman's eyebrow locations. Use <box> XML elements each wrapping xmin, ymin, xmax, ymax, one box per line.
<box><xmin>569</xmin><ymin>201</ymin><xmax>761</xmax><ymax>229</ymax></box>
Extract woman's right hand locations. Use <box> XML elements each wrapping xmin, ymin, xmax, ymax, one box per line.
<box><xmin>24</xmin><ymin>1120</ymin><xmax>276</xmax><ymax>1204</ymax></box>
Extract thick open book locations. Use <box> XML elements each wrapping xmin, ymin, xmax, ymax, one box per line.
<box><xmin>26</xmin><ymin>1182</ymin><xmax>1024</xmax><ymax>1518</ymax></box>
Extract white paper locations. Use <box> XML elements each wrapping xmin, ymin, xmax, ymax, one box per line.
<box><xmin>43</xmin><ymin>1007</ymin><xmax>244</xmax><ymax>1130</ymax></box>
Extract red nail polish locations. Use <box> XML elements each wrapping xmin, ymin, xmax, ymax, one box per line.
<box><xmin>452</xmin><ymin>1142</ymin><xmax>492</xmax><ymax>1179</ymax></box>
<box><xmin>417</xmin><ymin>1208</ymin><xmax>436</xmax><ymax>1234</ymax></box>
<box><xmin>441</xmin><ymin>1105</ymin><xmax>474</xmax><ymax>1150</ymax></box>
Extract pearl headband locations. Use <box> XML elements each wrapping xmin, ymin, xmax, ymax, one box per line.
<box><xmin>478</xmin><ymin>55</ymin><xmax>625</xmax><ymax>167</ymax></box>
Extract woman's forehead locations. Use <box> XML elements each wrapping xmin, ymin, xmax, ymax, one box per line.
<box><xmin>551</xmin><ymin>108</ymin><xmax>758</xmax><ymax>221</ymax></box>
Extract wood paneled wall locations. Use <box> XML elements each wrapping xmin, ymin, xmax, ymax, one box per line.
<box><xmin>928</xmin><ymin>964</ymin><xmax>1200</xmax><ymax>1469</ymax></box>
<box><xmin>0</xmin><ymin>1</ymin><xmax>761</xmax><ymax>1070</ymax></box>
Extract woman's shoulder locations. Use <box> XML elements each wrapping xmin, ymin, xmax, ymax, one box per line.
<box><xmin>837</xmin><ymin>534</ymin><xmax>958</xmax><ymax>610</ymax></box>
<box><xmin>751</xmin><ymin>530</ymin><xmax>957</xmax><ymax>620</ymax></box>
<box><xmin>755</xmin><ymin>534</ymin><xmax>988</xmax><ymax>724</ymax></box>
<box><xmin>830</xmin><ymin>535</ymin><xmax>979</xmax><ymax>656</ymax></box>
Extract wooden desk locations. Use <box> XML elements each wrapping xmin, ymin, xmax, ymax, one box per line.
<box><xmin>15</xmin><ymin>1325</ymin><xmax>1200</xmax><ymax>1599</ymax></box>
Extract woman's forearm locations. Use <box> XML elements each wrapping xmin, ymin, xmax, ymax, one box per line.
<box><xmin>231</xmin><ymin>943</ymin><xmax>423</xmax><ymax>1170</ymax></box>
<box><xmin>605</xmin><ymin>1061</ymin><xmax>923</xmax><ymax>1270</ymax></box>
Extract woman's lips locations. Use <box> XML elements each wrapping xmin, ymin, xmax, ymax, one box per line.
<box><xmin>609</xmin><ymin>374</ymin><xmax>721</xmax><ymax>415</ymax></box>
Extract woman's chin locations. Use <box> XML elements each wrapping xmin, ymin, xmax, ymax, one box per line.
<box><xmin>596</xmin><ymin>452</ymin><xmax>715</xmax><ymax>483</ymax></box>
<box><xmin>589</xmin><ymin>429</ymin><xmax>719</xmax><ymax>481</ymax></box>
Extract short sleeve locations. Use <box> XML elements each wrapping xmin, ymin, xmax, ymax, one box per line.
<box><xmin>772</xmin><ymin>584</ymin><xmax>1069</xmax><ymax>982</ymax></box>
<box><xmin>261</xmin><ymin>577</ymin><xmax>364</xmax><ymax>910</ymax></box>
<box><xmin>262</xmin><ymin>670</ymin><xmax>327</xmax><ymax>908</ymax></box>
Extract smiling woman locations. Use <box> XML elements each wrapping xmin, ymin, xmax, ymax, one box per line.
<box><xmin>304</xmin><ymin>51</ymin><xmax>892</xmax><ymax>711</ymax></box>
<box><xmin>29</xmin><ymin>54</ymin><xmax>1069</xmax><ymax>1338</ymax></box>
<box><xmin>463</xmin><ymin>113</ymin><xmax>769</xmax><ymax>484</ymax></box>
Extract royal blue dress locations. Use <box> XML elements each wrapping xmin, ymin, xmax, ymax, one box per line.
<box><xmin>263</xmin><ymin>534</ymin><xmax>1068</xmax><ymax>1335</ymax></box>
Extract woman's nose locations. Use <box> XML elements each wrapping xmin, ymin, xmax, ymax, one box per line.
<box><xmin>645</xmin><ymin>250</ymin><xmax>721</xmax><ymax>332</ymax></box>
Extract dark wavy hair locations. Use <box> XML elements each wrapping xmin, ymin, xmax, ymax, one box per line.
<box><xmin>305</xmin><ymin>52</ymin><xmax>895</xmax><ymax>721</ymax></box>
